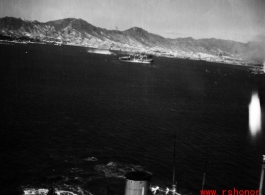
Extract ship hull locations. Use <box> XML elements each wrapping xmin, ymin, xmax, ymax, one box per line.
<box><xmin>119</xmin><ymin>59</ymin><xmax>153</xmax><ymax>64</ymax></box>
<box><xmin>119</xmin><ymin>56</ymin><xmax>154</xmax><ymax>64</ymax></box>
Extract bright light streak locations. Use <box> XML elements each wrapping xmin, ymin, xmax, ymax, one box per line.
<box><xmin>249</xmin><ymin>92</ymin><xmax>262</xmax><ymax>136</ymax></box>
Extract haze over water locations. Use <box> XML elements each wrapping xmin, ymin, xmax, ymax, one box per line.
<box><xmin>0</xmin><ymin>44</ymin><xmax>264</xmax><ymax>194</ymax></box>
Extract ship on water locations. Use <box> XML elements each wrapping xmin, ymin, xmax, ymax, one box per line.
<box><xmin>119</xmin><ymin>53</ymin><xmax>154</xmax><ymax>64</ymax></box>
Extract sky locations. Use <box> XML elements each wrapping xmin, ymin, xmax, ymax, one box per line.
<box><xmin>0</xmin><ymin>0</ymin><xmax>265</xmax><ymax>43</ymax></box>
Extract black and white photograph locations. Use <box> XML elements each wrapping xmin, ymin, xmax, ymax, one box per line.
<box><xmin>0</xmin><ymin>0</ymin><xmax>265</xmax><ymax>194</ymax></box>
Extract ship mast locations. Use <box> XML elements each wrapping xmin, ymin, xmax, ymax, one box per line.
<box><xmin>172</xmin><ymin>132</ymin><xmax>176</xmax><ymax>193</ymax></box>
<box><xmin>259</xmin><ymin>155</ymin><xmax>265</xmax><ymax>195</ymax></box>
<box><xmin>202</xmin><ymin>149</ymin><xmax>208</xmax><ymax>190</ymax></box>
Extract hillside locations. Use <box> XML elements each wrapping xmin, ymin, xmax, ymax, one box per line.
<box><xmin>0</xmin><ymin>16</ymin><xmax>263</xmax><ymax>64</ymax></box>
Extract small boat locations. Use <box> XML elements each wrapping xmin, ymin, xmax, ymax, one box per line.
<box><xmin>119</xmin><ymin>54</ymin><xmax>154</xmax><ymax>64</ymax></box>
<box><xmin>87</xmin><ymin>48</ymin><xmax>116</xmax><ymax>55</ymax></box>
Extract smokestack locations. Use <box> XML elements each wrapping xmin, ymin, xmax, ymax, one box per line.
<box><xmin>125</xmin><ymin>171</ymin><xmax>151</xmax><ymax>195</ymax></box>
<box><xmin>258</xmin><ymin>155</ymin><xmax>265</xmax><ymax>195</ymax></box>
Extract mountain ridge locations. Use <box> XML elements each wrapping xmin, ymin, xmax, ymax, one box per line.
<box><xmin>0</xmin><ymin>16</ymin><xmax>263</xmax><ymax>64</ymax></box>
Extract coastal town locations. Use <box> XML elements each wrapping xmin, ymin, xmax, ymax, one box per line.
<box><xmin>0</xmin><ymin>33</ymin><xmax>260</xmax><ymax>68</ymax></box>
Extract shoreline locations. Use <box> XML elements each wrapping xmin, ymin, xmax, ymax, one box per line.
<box><xmin>1</xmin><ymin>39</ymin><xmax>263</xmax><ymax>68</ymax></box>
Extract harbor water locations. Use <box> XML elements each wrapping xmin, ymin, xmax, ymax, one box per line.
<box><xmin>0</xmin><ymin>43</ymin><xmax>264</xmax><ymax>194</ymax></box>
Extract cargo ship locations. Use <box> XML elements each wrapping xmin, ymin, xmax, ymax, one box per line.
<box><xmin>119</xmin><ymin>54</ymin><xmax>154</xmax><ymax>64</ymax></box>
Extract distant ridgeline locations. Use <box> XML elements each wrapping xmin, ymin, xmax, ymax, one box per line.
<box><xmin>0</xmin><ymin>16</ymin><xmax>264</xmax><ymax>64</ymax></box>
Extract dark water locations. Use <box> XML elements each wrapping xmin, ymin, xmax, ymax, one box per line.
<box><xmin>0</xmin><ymin>44</ymin><xmax>264</xmax><ymax>194</ymax></box>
